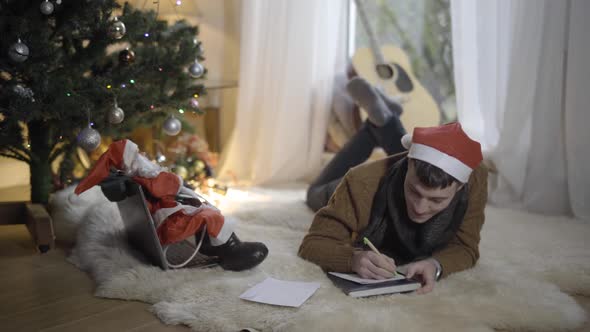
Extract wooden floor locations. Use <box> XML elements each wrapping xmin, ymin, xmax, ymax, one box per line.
<box><xmin>1</xmin><ymin>225</ymin><xmax>589</xmax><ymax>332</ymax></box>
<box><xmin>0</xmin><ymin>225</ymin><xmax>190</xmax><ymax>332</ymax></box>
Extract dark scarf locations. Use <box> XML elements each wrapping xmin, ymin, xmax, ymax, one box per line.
<box><xmin>358</xmin><ymin>158</ymin><xmax>469</xmax><ymax>264</ymax></box>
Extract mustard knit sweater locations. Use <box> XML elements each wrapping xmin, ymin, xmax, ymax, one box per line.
<box><xmin>298</xmin><ymin>153</ymin><xmax>488</xmax><ymax>278</ymax></box>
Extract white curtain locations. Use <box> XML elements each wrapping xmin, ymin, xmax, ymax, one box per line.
<box><xmin>452</xmin><ymin>0</ymin><xmax>590</xmax><ymax>220</ymax></box>
<box><xmin>218</xmin><ymin>0</ymin><xmax>348</xmax><ymax>184</ymax></box>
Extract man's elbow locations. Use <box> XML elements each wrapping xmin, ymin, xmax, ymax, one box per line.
<box><xmin>297</xmin><ymin>243</ymin><xmax>308</xmax><ymax>260</ymax></box>
<box><xmin>437</xmin><ymin>245</ymin><xmax>480</xmax><ymax>277</ymax></box>
<box><xmin>465</xmin><ymin>246</ymin><xmax>480</xmax><ymax>268</ymax></box>
<box><xmin>298</xmin><ymin>238</ymin><xmax>315</xmax><ymax>262</ymax></box>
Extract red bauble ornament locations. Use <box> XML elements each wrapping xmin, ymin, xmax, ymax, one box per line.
<box><xmin>118</xmin><ymin>49</ymin><xmax>135</xmax><ymax>66</ymax></box>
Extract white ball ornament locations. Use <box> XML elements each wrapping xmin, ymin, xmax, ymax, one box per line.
<box><xmin>163</xmin><ymin>116</ymin><xmax>182</xmax><ymax>136</ymax></box>
<box><xmin>8</xmin><ymin>39</ymin><xmax>29</xmax><ymax>63</ymax></box>
<box><xmin>108</xmin><ymin>105</ymin><xmax>125</xmax><ymax>124</ymax></box>
<box><xmin>40</xmin><ymin>0</ymin><xmax>54</xmax><ymax>15</ymax></box>
<box><xmin>188</xmin><ymin>60</ymin><xmax>204</xmax><ymax>78</ymax></box>
<box><xmin>107</xmin><ymin>17</ymin><xmax>126</xmax><ymax>40</ymax></box>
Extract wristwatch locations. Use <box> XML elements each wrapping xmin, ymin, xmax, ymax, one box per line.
<box><xmin>431</xmin><ymin>258</ymin><xmax>442</xmax><ymax>281</ymax></box>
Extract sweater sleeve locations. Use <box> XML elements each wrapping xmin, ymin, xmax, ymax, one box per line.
<box><xmin>432</xmin><ymin>165</ymin><xmax>488</xmax><ymax>278</ymax></box>
<box><xmin>298</xmin><ymin>175</ymin><xmax>362</xmax><ymax>272</ymax></box>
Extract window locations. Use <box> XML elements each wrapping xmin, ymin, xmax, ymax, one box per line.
<box><xmin>349</xmin><ymin>0</ymin><xmax>456</xmax><ymax>123</ymax></box>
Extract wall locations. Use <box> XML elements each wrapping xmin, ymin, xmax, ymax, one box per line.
<box><xmin>0</xmin><ymin>157</ymin><xmax>29</xmax><ymax>189</ymax></box>
<box><xmin>129</xmin><ymin>0</ymin><xmax>242</xmax><ymax>153</ymax></box>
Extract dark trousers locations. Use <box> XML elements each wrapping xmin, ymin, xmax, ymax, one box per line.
<box><xmin>306</xmin><ymin>116</ymin><xmax>407</xmax><ymax>212</ymax></box>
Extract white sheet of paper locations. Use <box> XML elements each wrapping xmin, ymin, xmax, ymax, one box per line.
<box><xmin>328</xmin><ymin>272</ymin><xmax>406</xmax><ymax>284</ymax></box>
<box><xmin>239</xmin><ymin>277</ymin><xmax>320</xmax><ymax>308</ymax></box>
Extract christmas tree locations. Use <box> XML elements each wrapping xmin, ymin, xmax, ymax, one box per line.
<box><xmin>0</xmin><ymin>0</ymin><xmax>207</xmax><ymax>204</ymax></box>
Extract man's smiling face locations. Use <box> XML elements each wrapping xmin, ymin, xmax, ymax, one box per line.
<box><xmin>403</xmin><ymin>160</ymin><xmax>462</xmax><ymax>223</ymax></box>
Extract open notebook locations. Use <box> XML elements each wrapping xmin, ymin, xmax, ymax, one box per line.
<box><xmin>328</xmin><ymin>271</ymin><xmax>421</xmax><ymax>298</ymax></box>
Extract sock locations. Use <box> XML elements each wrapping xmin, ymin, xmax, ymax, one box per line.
<box><xmin>346</xmin><ymin>77</ymin><xmax>392</xmax><ymax>127</ymax></box>
<box><xmin>375</xmin><ymin>88</ymin><xmax>403</xmax><ymax>116</ymax></box>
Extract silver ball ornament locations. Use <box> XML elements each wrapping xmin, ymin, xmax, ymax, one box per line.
<box><xmin>40</xmin><ymin>1</ymin><xmax>54</xmax><ymax>15</ymax></box>
<box><xmin>8</xmin><ymin>39</ymin><xmax>29</xmax><ymax>63</ymax></box>
<box><xmin>78</xmin><ymin>126</ymin><xmax>102</xmax><ymax>152</ymax></box>
<box><xmin>107</xmin><ymin>18</ymin><xmax>126</xmax><ymax>39</ymax></box>
<box><xmin>162</xmin><ymin>116</ymin><xmax>182</xmax><ymax>136</ymax></box>
<box><xmin>188</xmin><ymin>61</ymin><xmax>204</xmax><ymax>78</ymax></box>
<box><xmin>108</xmin><ymin>106</ymin><xmax>125</xmax><ymax>124</ymax></box>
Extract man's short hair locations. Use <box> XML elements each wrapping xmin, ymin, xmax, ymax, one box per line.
<box><xmin>412</xmin><ymin>158</ymin><xmax>459</xmax><ymax>189</ymax></box>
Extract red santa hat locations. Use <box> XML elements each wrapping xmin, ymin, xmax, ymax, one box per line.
<box><xmin>401</xmin><ymin>122</ymin><xmax>483</xmax><ymax>183</ymax></box>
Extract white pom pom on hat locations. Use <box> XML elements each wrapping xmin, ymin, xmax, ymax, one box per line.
<box><xmin>401</xmin><ymin>134</ymin><xmax>413</xmax><ymax>149</ymax></box>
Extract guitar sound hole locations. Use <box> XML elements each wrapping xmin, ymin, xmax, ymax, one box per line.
<box><xmin>393</xmin><ymin>63</ymin><xmax>414</xmax><ymax>93</ymax></box>
<box><xmin>376</xmin><ymin>64</ymin><xmax>394</xmax><ymax>79</ymax></box>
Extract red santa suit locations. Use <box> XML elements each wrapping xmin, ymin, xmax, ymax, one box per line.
<box><xmin>75</xmin><ymin>139</ymin><xmax>234</xmax><ymax>246</ymax></box>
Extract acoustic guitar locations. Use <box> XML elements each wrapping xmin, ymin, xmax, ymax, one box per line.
<box><xmin>351</xmin><ymin>0</ymin><xmax>440</xmax><ymax>133</ymax></box>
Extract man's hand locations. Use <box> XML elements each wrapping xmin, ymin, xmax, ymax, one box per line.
<box><xmin>351</xmin><ymin>250</ymin><xmax>397</xmax><ymax>279</ymax></box>
<box><xmin>405</xmin><ymin>258</ymin><xmax>438</xmax><ymax>295</ymax></box>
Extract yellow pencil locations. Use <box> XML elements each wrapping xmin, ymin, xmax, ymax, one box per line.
<box><xmin>363</xmin><ymin>237</ymin><xmax>397</xmax><ymax>276</ymax></box>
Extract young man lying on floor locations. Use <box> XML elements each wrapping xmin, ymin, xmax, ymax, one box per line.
<box><xmin>299</xmin><ymin>78</ymin><xmax>488</xmax><ymax>294</ymax></box>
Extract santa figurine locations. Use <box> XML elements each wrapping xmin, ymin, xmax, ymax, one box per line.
<box><xmin>75</xmin><ymin>139</ymin><xmax>268</xmax><ymax>271</ymax></box>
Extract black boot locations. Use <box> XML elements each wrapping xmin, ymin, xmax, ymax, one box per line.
<box><xmin>199</xmin><ymin>233</ymin><xmax>268</xmax><ymax>271</ymax></box>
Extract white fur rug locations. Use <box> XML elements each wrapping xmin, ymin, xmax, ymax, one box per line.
<box><xmin>50</xmin><ymin>184</ymin><xmax>590</xmax><ymax>332</ymax></box>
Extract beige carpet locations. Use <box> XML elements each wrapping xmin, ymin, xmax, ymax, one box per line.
<box><xmin>50</xmin><ymin>184</ymin><xmax>589</xmax><ymax>332</ymax></box>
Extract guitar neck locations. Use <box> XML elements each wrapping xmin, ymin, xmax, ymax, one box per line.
<box><xmin>354</xmin><ymin>0</ymin><xmax>387</xmax><ymax>65</ymax></box>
